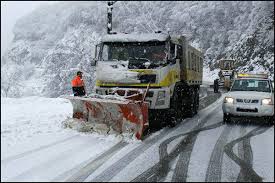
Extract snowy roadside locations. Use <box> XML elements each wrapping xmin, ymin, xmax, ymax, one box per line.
<box><xmin>1</xmin><ymin>96</ymin><xmax>137</xmax><ymax>181</ymax></box>
<box><xmin>1</xmin><ymin>97</ymin><xmax>129</xmax><ymax>160</ymax></box>
<box><xmin>1</xmin><ymin>97</ymin><xmax>72</xmax><ymax>157</ymax></box>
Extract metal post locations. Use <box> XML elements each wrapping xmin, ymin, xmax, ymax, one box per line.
<box><xmin>107</xmin><ymin>1</ymin><xmax>116</xmax><ymax>34</ymax></box>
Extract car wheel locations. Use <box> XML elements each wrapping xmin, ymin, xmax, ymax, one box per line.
<box><xmin>268</xmin><ymin>116</ymin><xmax>274</xmax><ymax>125</ymax></box>
<box><xmin>223</xmin><ymin>113</ymin><xmax>231</xmax><ymax>123</ymax></box>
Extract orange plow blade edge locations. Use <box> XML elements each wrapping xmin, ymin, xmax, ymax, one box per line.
<box><xmin>65</xmin><ymin>96</ymin><xmax>149</xmax><ymax>140</ymax></box>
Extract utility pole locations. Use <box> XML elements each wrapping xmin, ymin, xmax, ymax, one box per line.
<box><xmin>107</xmin><ymin>1</ymin><xmax>116</xmax><ymax>34</ymax></box>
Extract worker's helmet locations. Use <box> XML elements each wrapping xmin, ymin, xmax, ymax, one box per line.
<box><xmin>77</xmin><ymin>71</ymin><xmax>83</xmax><ymax>76</ymax></box>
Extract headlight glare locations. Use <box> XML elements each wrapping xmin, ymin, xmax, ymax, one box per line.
<box><xmin>262</xmin><ymin>98</ymin><xmax>272</xmax><ymax>105</ymax></box>
<box><xmin>224</xmin><ymin>97</ymin><xmax>234</xmax><ymax>103</ymax></box>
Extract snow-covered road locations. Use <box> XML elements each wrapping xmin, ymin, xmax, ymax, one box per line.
<box><xmin>1</xmin><ymin>90</ymin><xmax>274</xmax><ymax>182</ymax></box>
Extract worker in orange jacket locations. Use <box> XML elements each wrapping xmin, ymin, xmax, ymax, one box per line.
<box><xmin>71</xmin><ymin>71</ymin><xmax>86</xmax><ymax>96</ymax></box>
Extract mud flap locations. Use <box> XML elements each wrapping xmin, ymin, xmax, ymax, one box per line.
<box><xmin>64</xmin><ymin>96</ymin><xmax>149</xmax><ymax>140</ymax></box>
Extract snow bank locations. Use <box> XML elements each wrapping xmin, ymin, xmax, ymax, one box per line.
<box><xmin>1</xmin><ymin>96</ymin><xmax>139</xmax><ymax>159</ymax></box>
<box><xmin>1</xmin><ymin>97</ymin><xmax>72</xmax><ymax>149</ymax></box>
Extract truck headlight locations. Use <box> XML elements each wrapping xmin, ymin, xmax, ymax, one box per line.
<box><xmin>157</xmin><ymin>91</ymin><xmax>166</xmax><ymax>99</ymax></box>
<box><xmin>262</xmin><ymin>98</ymin><xmax>272</xmax><ymax>105</ymax></box>
<box><xmin>224</xmin><ymin>97</ymin><xmax>234</xmax><ymax>104</ymax></box>
<box><xmin>156</xmin><ymin>100</ymin><xmax>165</xmax><ymax>106</ymax></box>
<box><xmin>96</xmin><ymin>89</ymin><xmax>103</xmax><ymax>95</ymax></box>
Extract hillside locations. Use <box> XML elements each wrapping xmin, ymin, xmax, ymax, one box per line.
<box><xmin>1</xmin><ymin>1</ymin><xmax>274</xmax><ymax>97</ymax></box>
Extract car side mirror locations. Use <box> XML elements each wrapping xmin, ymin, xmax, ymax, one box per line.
<box><xmin>91</xmin><ymin>58</ymin><xmax>97</xmax><ymax>66</ymax></box>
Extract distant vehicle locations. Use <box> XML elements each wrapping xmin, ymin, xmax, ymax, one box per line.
<box><xmin>222</xmin><ymin>73</ymin><xmax>274</xmax><ymax>124</ymax></box>
<box><xmin>214</xmin><ymin>59</ymin><xmax>236</xmax><ymax>92</ymax></box>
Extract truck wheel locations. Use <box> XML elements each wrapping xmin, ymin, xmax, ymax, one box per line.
<box><xmin>268</xmin><ymin>116</ymin><xmax>274</xmax><ymax>125</ymax></box>
<box><xmin>148</xmin><ymin>110</ymin><xmax>163</xmax><ymax>130</ymax></box>
<box><xmin>195</xmin><ymin>89</ymin><xmax>199</xmax><ymax>114</ymax></box>
<box><xmin>184</xmin><ymin>88</ymin><xmax>196</xmax><ymax>117</ymax></box>
<box><xmin>168</xmin><ymin>86</ymin><xmax>183</xmax><ymax>127</ymax></box>
<box><xmin>223</xmin><ymin>113</ymin><xmax>231</xmax><ymax>123</ymax></box>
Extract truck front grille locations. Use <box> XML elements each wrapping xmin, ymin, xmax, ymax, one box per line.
<box><xmin>138</xmin><ymin>74</ymin><xmax>156</xmax><ymax>83</ymax></box>
<box><xmin>237</xmin><ymin>107</ymin><xmax>258</xmax><ymax>113</ymax></box>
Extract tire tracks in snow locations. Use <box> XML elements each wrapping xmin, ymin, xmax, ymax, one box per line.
<box><xmin>1</xmin><ymin>135</ymin><xmax>79</xmax><ymax>164</ymax></box>
<box><xmin>7</xmin><ymin>136</ymin><xmax>92</xmax><ymax>181</ymax></box>
<box><xmin>224</xmin><ymin>126</ymin><xmax>272</xmax><ymax>182</ymax></box>
<box><xmin>88</xmin><ymin>126</ymin><xmax>174</xmax><ymax>182</ymax></box>
<box><xmin>198</xmin><ymin>91</ymin><xmax>221</xmax><ymax>111</ymax></box>
<box><xmin>132</xmin><ymin>93</ymin><xmax>223</xmax><ymax>182</ymax></box>
<box><xmin>236</xmin><ymin>127</ymin><xmax>253</xmax><ymax>182</ymax></box>
<box><xmin>60</xmin><ymin>141</ymin><xmax>128</xmax><ymax>182</ymax></box>
<box><xmin>204</xmin><ymin>125</ymin><xmax>233</xmax><ymax>182</ymax></box>
<box><xmin>131</xmin><ymin>120</ymin><xmax>224</xmax><ymax>182</ymax></box>
<box><xmin>81</xmin><ymin>90</ymin><xmax>222</xmax><ymax>182</ymax></box>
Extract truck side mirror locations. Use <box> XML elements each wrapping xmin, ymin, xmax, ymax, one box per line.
<box><xmin>168</xmin><ymin>58</ymin><xmax>176</xmax><ymax>64</ymax></box>
<box><xmin>91</xmin><ymin>44</ymin><xmax>100</xmax><ymax>66</ymax></box>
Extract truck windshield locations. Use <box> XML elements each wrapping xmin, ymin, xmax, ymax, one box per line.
<box><xmin>101</xmin><ymin>42</ymin><xmax>167</xmax><ymax>65</ymax></box>
<box><xmin>231</xmin><ymin>79</ymin><xmax>271</xmax><ymax>93</ymax></box>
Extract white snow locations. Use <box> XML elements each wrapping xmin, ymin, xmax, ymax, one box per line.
<box><xmin>101</xmin><ymin>33</ymin><xmax>169</xmax><ymax>42</ymax></box>
<box><xmin>96</xmin><ymin>61</ymin><xmax>140</xmax><ymax>83</ymax></box>
<box><xmin>1</xmin><ymin>97</ymin><xmax>72</xmax><ymax>149</ymax></box>
<box><xmin>251</xmin><ymin>127</ymin><xmax>274</xmax><ymax>182</ymax></box>
<box><xmin>203</xmin><ymin>67</ymin><xmax>219</xmax><ymax>82</ymax></box>
<box><xmin>1</xmin><ymin>94</ymin><xmax>273</xmax><ymax>182</ymax></box>
<box><xmin>1</xmin><ymin>96</ymin><xmax>134</xmax><ymax>181</ymax></box>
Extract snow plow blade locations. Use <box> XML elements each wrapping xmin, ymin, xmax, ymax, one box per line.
<box><xmin>64</xmin><ymin>96</ymin><xmax>149</xmax><ymax>140</ymax></box>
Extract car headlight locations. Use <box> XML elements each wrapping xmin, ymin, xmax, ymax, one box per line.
<box><xmin>224</xmin><ymin>97</ymin><xmax>234</xmax><ymax>104</ymax></box>
<box><xmin>157</xmin><ymin>91</ymin><xmax>166</xmax><ymax>99</ymax></box>
<box><xmin>262</xmin><ymin>98</ymin><xmax>272</xmax><ymax>105</ymax></box>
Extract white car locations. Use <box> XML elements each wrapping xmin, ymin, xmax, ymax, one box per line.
<box><xmin>222</xmin><ymin>77</ymin><xmax>274</xmax><ymax>123</ymax></box>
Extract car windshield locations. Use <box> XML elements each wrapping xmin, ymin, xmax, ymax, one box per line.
<box><xmin>231</xmin><ymin>79</ymin><xmax>271</xmax><ymax>92</ymax></box>
<box><xmin>101</xmin><ymin>42</ymin><xmax>167</xmax><ymax>63</ymax></box>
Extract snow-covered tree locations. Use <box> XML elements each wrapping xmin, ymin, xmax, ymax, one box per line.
<box><xmin>1</xmin><ymin>1</ymin><xmax>274</xmax><ymax>97</ymax></box>
<box><xmin>1</xmin><ymin>64</ymin><xmax>23</xmax><ymax>97</ymax></box>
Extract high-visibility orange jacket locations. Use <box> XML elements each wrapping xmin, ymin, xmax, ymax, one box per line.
<box><xmin>71</xmin><ymin>76</ymin><xmax>85</xmax><ymax>87</ymax></box>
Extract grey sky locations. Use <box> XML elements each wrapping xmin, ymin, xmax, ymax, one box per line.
<box><xmin>1</xmin><ymin>1</ymin><xmax>57</xmax><ymax>56</ymax></box>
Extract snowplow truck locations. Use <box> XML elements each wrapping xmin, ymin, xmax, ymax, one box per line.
<box><xmin>216</xmin><ymin>59</ymin><xmax>236</xmax><ymax>91</ymax></box>
<box><xmin>66</xmin><ymin>33</ymin><xmax>203</xmax><ymax>139</ymax></box>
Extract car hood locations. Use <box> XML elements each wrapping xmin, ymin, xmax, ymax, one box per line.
<box><xmin>226</xmin><ymin>91</ymin><xmax>273</xmax><ymax>99</ymax></box>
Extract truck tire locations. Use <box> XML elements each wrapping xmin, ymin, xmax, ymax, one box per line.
<box><xmin>168</xmin><ymin>85</ymin><xmax>183</xmax><ymax>127</ymax></box>
<box><xmin>195</xmin><ymin>88</ymin><xmax>199</xmax><ymax>114</ymax></box>
<box><xmin>184</xmin><ymin>88</ymin><xmax>196</xmax><ymax>117</ymax></box>
<box><xmin>148</xmin><ymin>110</ymin><xmax>163</xmax><ymax>130</ymax></box>
<box><xmin>223</xmin><ymin>113</ymin><xmax>231</xmax><ymax>123</ymax></box>
<box><xmin>268</xmin><ymin>116</ymin><xmax>274</xmax><ymax>125</ymax></box>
